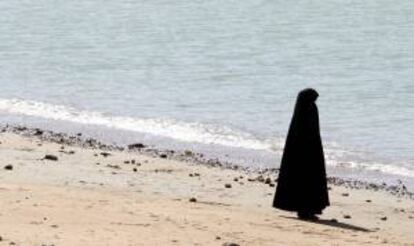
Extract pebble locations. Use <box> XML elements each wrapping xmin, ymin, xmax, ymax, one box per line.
<box><xmin>343</xmin><ymin>215</ymin><xmax>352</xmax><ymax>219</ymax></box>
<box><xmin>44</xmin><ymin>154</ymin><xmax>58</xmax><ymax>161</ymax></box>
<box><xmin>342</xmin><ymin>193</ymin><xmax>349</xmax><ymax>197</ymax></box>
<box><xmin>222</xmin><ymin>243</ymin><xmax>240</xmax><ymax>246</ymax></box>
<box><xmin>189</xmin><ymin>197</ymin><xmax>197</xmax><ymax>203</ymax></box>
<box><xmin>100</xmin><ymin>152</ymin><xmax>111</xmax><ymax>157</ymax></box>
<box><xmin>128</xmin><ymin>143</ymin><xmax>146</xmax><ymax>150</ymax></box>
<box><xmin>380</xmin><ymin>216</ymin><xmax>387</xmax><ymax>221</ymax></box>
<box><xmin>133</xmin><ymin>168</ymin><xmax>138</xmax><ymax>172</ymax></box>
<box><xmin>225</xmin><ymin>184</ymin><xmax>232</xmax><ymax>188</ymax></box>
<box><xmin>4</xmin><ymin>164</ymin><xmax>13</xmax><ymax>170</ymax></box>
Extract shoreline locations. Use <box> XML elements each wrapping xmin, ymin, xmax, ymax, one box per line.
<box><xmin>2</xmin><ymin>124</ymin><xmax>413</xmax><ymax>199</ymax></box>
<box><xmin>0</xmin><ymin>125</ymin><xmax>413</xmax><ymax>245</ymax></box>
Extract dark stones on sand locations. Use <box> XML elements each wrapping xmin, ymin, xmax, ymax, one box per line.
<box><xmin>215</xmin><ymin>236</ymin><xmax>221</xmax><ymax>240</ymax></box>
<box><xmin>4</xmin><ymin>164</ymin><xmax>13</xmax><ymax>170</ymax></box>
<box><xmin>233</xmin><ymin>178</ymin><xmax>239</xmax><ymax>182</ymax></box>
<box><xmin>128</xmin><ymin>143</ymin><xmax>146</xmax><ymax>150</ymax></box>
<box><xmin>133</xmin><ymin>168</ymin><xmax>138</xmax><ymax>172</ymax></box>
<box><xmin>343</xmin><ymin>215</ymin><xmax>352</xmax><ymax>219</ymax></box>
<box><xmin>366</xmin><ymin>199</ymin><xmax>372</xmax><ymax>203</ymax></box>
<box><xmin>124</xmin><ymin>160</ymin><xmax>130</xmax><ymax>164</ymax></box>
<box><xmin>184</xmin><ymin>150</ymin><xmax>193</xmax><ymax>156</ymax></box>
<box><xmin>380</xmin><ymin>216</ymin><xmax>387</xmax><ymax>221</ymax></box>
<box><xmin>189</xmin><ymin>197</ymin><xmax>197</xmax><ymax>203</ymax></box>
<box><xmin>44</xmin><ymin>154</ymin><xmax>58</xmax><ymax>161</ymax></box>
<box><xmin>269</xmin><ymin>183</ymin><xmax>275</xmax><ymax>187</ymax></box>
<box><xmin>342</xmin><ymin>193</ymin><xmax>349</xmax><ymax>197</ymax></box>
<box><xmin>159</xmin><ymin>154</ymin><xmax>168</xmax><ymax>159</ymax></box>
<box><xmin>330</xmin><ymin>218</ymin><xmax>338</xmax><ymax>223</ymax></box>
<box><xmin>225</xmin><ymin>184</ymin><xmax>232</xmax><ymax>189</ymax></box>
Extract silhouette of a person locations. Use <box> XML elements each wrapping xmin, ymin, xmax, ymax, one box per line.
<box><xmin>273</xmin><ymin>88</ymin><xmax>329</xmax><ymax>220</ymax></box>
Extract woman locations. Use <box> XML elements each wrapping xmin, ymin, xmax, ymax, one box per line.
<box><xmin>273</xmin><ymin>88</ymin><xmax>329</xmax><ymax>220</ymax></box>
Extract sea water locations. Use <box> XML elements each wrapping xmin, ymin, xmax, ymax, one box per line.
<box><xmin>0</xmin><ymin>0</ymin><xmax>413</xmax><ymax>188</ymax></box>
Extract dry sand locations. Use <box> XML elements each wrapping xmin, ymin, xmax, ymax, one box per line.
<box><xmin>0</xmin><ymin>132</ymin><xmax>413</xmax><ymax>246</ymax></box>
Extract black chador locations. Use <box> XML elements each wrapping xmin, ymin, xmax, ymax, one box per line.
<box><xmin>273</xmin><ymin>88</ymin><xmax>329</xmax><ymax>220</ymax></box>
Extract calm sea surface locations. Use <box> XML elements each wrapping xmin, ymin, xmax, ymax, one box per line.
<box><xmin>0</xmin><ymin>0</ymin><xmax>413</xmax><ymax>186</ymax></box>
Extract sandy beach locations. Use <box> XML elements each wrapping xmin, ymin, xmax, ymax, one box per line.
<box><xmin>0</xmin><ymin>127</ymin><xmax>413</xmax><ymax>246</ymax></box>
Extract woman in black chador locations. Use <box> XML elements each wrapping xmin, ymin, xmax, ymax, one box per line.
<box><xmin>273</xmin><ymin>88</ymin><xmax>329</xmax><ymax>220</ymax></box>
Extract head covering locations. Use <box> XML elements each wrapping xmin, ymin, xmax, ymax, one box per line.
<box><xmin>273</xmin><ymin>88</ymin><xmax>329</xmax><ymax>214</ymax></box>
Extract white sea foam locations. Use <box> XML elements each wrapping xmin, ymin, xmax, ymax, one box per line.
<box><xmin>325</xmin><ymin>154</ymin><xmax>414</xmax><ymax>178</ymax></box>
<box><xmin>1</xmin><ymin>98</ymin><xmax>413</xmax><ymax>179</ymax></box>
<box><xmin>0</xmin><ymin>98</ymin><xmax>272</xmax><ymax>150</ymax></box>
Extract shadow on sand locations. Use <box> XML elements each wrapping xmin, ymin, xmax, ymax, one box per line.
<box><xmin>280</xmin><ymin>216</ymin><xmax>374</xmax><ymax>232</ymax></box>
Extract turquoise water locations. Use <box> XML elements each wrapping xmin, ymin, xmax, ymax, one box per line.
<box><xmin>0</xmin><ymin>0</ymin><xmax>413</xmax><ymax>185</ymax></box>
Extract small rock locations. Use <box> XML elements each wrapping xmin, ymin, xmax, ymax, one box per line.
<box><xmin>380</xmin><ymin>216</ymin><xmax>387</xmax><ymax>221</ymax></box>
<box><xmin>264</xmin><ymin>177</ymin><xmax>272</xmax><ymax>184</ymax></box>
<box><xmin>184</xmin><ymin>150</ymin><xmax>193</xmax><ymax>156</ymax></box>
<box><xmin>342</xmin><ymin>193</ymin><xmax>349</xmax><ymax>197</ymax></box>
<box><xmin>233</xmin><ymin>178</ymin><xmax>239</xmax><ymax>182</ymax></box>
<box><xmin>330</xmin><ymin>218</ymin><xmax>338</xmax><ymax>223</ymax></box>
<box><xmin>159</xmin><ymin>154</ymin><xmax>168</xmax><ymax>159</ymax></box>
<box><xmin>222</xmin><ymin>243</ymin><xmax>240</xmax><ymax>246</ymax></box>
<box><xmin>44</xmin><ymin>155</ymin><xmax>58</xmax><ymax>161</ymax></box>
<box><xmin>106</xmin><ymin>164</ymin><xmax>121</xmax><ymax>169</ymax></box>
<box><xmin>343</xmin><ymin>215</ymin><xmax>351</xmax><ymax>219</ymax></box>
<box><xmin>4</xmin><ymin>164</ymin><xmax>13</xmax><ymax>170</ymax></box>
<box><xmin>100</xmin><ymin>152</ymin><xmax>111</xmax><ymax>157</ymax></box>
<box><xmin>189</xmin><ymin>197</ymin><xmax>197</xmax><ymax>203</ymax></box>
<box><xmin>225</xmin><ymin>184</ymin><xmax>232</xmax><ymax>189</ymax></box>
<box><xmin>269</xmin><ymin>183</ymin><xmax>275</xmax><ymax>187</ymax></box>
<box><xmin>366</xmin><ymin>199</ymin><xmax>372</xmax><ymax>203</ymax></box>
<box><xmin>189</xmin><ymin>173</ymin><xmax>194</xmax><ymax>177</ymax></box>
<box><xmin>257</xmin><ymin>175</ymin><xmax>265</xmax><ymax>182</ymax></box>
<box><xmin>34</xmin><ymin>129</ymin><xmax>44</xmax><ymax>135</ymax></box>
<box><xmin>133</xmin><ymin>168</ymin><xmax>138</xmax><ymax>172</ymax></box>
<box><xmin>215</xmin><ymin>236</ymin><xmax>221</xmax><ymax>240</ymax></box>
<box><xmin>124</xmin><ymin>160</ymin><xmax>130</xmax><ymax>164</ymax></box>
<box><xmin>128</xmin><ymin>143</ymin><xmax>146</xmax><ymax>150</ymax></box>
<box><xmin>131</xmin><ymin>160</ymin><xmax>136</xmax><ymax>164</ymax></box>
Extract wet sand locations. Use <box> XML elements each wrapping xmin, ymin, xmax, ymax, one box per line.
<box><xmin>0</xmin><ymin>128</ymin><xmax>413</xmax><ymax>245</ymax></box>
